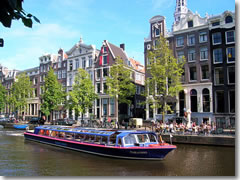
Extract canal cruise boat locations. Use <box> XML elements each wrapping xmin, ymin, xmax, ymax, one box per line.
<box><xmin>24</xmin><ymin>125</ymin><xmax>176</xmax><ymax>160</ymax></box>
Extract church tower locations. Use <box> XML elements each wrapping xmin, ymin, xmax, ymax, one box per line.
<box><xmin>174</xmin><ymin>0</ymin><xmax>188</xmax><ymax>23</ymax></box>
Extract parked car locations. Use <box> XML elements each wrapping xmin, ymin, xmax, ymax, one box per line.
<box><xmin>29</xmin><ymin>117</ymin><xmax>40</xmax><ymax>124</ymax></box>
<box><xmin>53</xmin><ymin>118</ymin><xmax>76</xmax><ymax>126</ymax></box>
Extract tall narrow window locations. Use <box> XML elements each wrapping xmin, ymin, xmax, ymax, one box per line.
<box><xmin>69</xmin><ymin>61</ymin><xmax>73</xmax><ymax>71</ymax></box>
<box><xmin>190</xmin><ymin>89</ymin><xmax>198</xmax><ymax>112</ymax></box>
<box><xmin>97</xmin><ymin>83</ymin><xmax>101</xmax><ymax>93</ymax></box>
<box><xmin>227</xmin><ymin>47</ymin><xmax>235</xmax><ymax>63</ymax></box>
<box><xmin>200</xmin><ymin>47</ymin><xmax>208</xmax><ymax>60</ymax></box>
<box><xmin>96</xmin><ymin>69</ymin><xmax>101</xmax><ymax>80</ymax></box>
<box><xmin>176</xmin><ymin>36</ymin><xmax>184</xmax><ymax>47</ymax></box>
<box><xmin>177</xmin><ymin>51</ymin><xmax>184</xmax><ymax>63</ymax></box>
<box><xmin>103</xmin><ymin>56</ymin><xmax>108</xmax><ymax>65</ymax></box>
<box><xmin>213</xmin><ymin>48</ymin><xmax>223</xmax><ymax>63</ymax></box>
<box><xmin>212</xmin><ymin>32</ymin><xmax>222</xmax><ymax>45</ymax></box>
<box><xmin>201</xmin><ymin>65</ymin><xmax>209</xmax><ymax>80</ymax></box>
<box><xmin>188</xmin><ymin>49</ymin><xmax>196</xmax><ymax>62</ymax></box>
<box><xmin>187</xmin><ymin>34</ymin><xmax>195</xmax><ymax>46</ymax></box>
<box><xmin>189</xmin><ymin>67</ymin><xmax>197</xmax><ymax>81</ymax></box>
<box><xmin>202</xmin><ymin>88</ymin><xmax>210</xmax><ymax>112</ymax></box>
<box><xmin>110</xmin><ymin>98</ymin><xmax>115</xmax><ymax>115</ymax></box>
<box><xmin>229</xmin><ymin>90</ymin><xmax>235</xmax><ymax>113</ymax></box>
<box><xmin>199</xmin><ymin>32</ymin><xmax>207</xmax><ymax>43</ymax></box>
<box><xmin>226</xmin><ymin>31</ymin><xmax>235</xmax><ymax>44</ymax></box>
<box><xmin>228</xmin><ymin>66</ymin><xmax>235</xmax><ymax>84</ymax></box>
<box><xmin>216</xmin><ymin>91</ymin><xmax>224</xmax><ymax>113</ymax></box>
<box><xmin>82</xmin><ymin>58</ymin><xmax>86</xmax><ymax>69</ymax></box>
<box><xmin>75</xmin><ymin>59</ymin><xmax>79</xmax><ymax>70</ymax></box>
<box><xmin>102</xmin><ymin>98</ymin><xmax>108</xmax><ymax>116</ymax></box>
<box><xmin>214</xmin><ymin>67</ymin><xmax>224</xmax><ymax>85</ymax></box>
<box><xmin>188</xmin><ymin>21</ymin><xmax>193</xmax><ymax>28</ymax></box>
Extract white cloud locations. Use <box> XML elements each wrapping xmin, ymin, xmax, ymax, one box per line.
<box><xmin>0</xmin><ymin>23</ymin><xmax>80</xmax><ymax>70</ymax></box>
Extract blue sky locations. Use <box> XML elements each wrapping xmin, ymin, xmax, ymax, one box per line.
<box><xmin>0</xmin><ymin>0</ymin><xmax>236</xmax><ymax>70</ymax></box>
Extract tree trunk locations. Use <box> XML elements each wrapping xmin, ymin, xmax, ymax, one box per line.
<box><xmin>116</xmin><ymin>96</ymin><xmax>118</xmax><ymax>129</ymax></box>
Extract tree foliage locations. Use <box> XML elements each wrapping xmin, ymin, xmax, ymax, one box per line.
<box><xmin>106</xmin><ymin>57</ymin><xmax>136</xmax><ymax>123</ymax></box>
<box><xmin>0</xmin><ymin>83</ymin><xmax>7</xmax><ymax>112</ymax></box>
<box><xmin>146</xmin><ymin>35</ymin><xmax>185</xmax><ymax>121</ymax></box>
<box><xmin>0</xmin><ymin>0</ymin><xmax>40</xmax><ymax>28</ymax></box>
<box><xmin>41</xmin><ymin>67</ymin><xmax>65</xmax><ymax>120</ymax></box>
<box><xmin>10</xmin><ymin>72</ymin><xmax>33</xmax><ymax>114</ymax></box>
<box><xmin>68</xmin><ymin>68</ymin><xmax>97</xmax><ymax>121</ymax></box>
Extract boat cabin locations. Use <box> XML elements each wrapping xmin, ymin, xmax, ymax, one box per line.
<box><xmin>33</xmin><ymin>126</ymin><xmax>159</xmax><ymax>147</ymax></box>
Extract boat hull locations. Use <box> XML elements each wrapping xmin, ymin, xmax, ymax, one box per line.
<box><xmin>13</xmin><ymin>124</ymin><xmax>28</xmax><ymax>130</ymax></box>
<box><xmin>24</xmin><ymin>132</ymin><xmax>176</xmax><ymax>160</ymax></box>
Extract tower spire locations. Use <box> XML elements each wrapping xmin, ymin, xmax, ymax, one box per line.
<box><xmin>174</xmin><ymin>0</ymin><xmax>188</xmax><ymax>24</ymax></box>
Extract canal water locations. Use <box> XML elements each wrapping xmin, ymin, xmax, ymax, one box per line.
<box><xmin>0</xmin><ymin>129</ymin><xmax>235</xmax><ymax>176</ymax></box>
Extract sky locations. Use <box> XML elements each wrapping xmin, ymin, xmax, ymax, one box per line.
<box><xmin>0</xmin><ymin>0</ymin><xmax>236</xmax><ymax>70</ymax></box>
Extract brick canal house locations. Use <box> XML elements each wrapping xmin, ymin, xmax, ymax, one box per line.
<box><xmin>94</xmin><ymin>40</ymin><xmax>145</xmax><ymax>124</ymax></box>
<box><xmin>208</xmin><ymin>11</ymin><xmax>235</xmax><ymax>129</ymax></box>
<box><xmin>38</xmin><ymin>48</ymin><xmax>68</xmax><ymax>121</ymax></box>
<box><xmin>144</xmin><ymin>0</ymin><xmax>235</xmax><ymax>127</ymax></box>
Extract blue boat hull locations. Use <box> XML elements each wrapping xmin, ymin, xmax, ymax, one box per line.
<box><xmin>24</xmin><ymin>132</ymin><xmax>176</xmax><ymax>160</ymax></box>
<box><xmin>13</xmin><ymin>124</ymin><xmax>28</xmax><ymax>130</ymax></box>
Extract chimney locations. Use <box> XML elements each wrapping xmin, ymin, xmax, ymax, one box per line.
<box><xmin>120</xmin><ymin>43</ymin><xmax>125</xmax><ymax>51</ymax></box>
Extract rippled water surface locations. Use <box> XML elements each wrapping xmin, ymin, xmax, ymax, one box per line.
<box><xmin>0</xmin><ymin>129</ymin><xmax>235</xmax><ymax>176</ymax></box>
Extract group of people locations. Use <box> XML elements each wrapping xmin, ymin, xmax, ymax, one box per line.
<box><xmin>153</xmin><ymin>121</ymin><xmax>216</xmax><ymax>135</ymax></box>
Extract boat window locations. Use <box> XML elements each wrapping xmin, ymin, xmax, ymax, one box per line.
<box><xmin>38</xmin><ymin>129</ymin><xmax>44</xmax><ymax>135</ymax></box>
<box><xmin>101</xmin><ymin>136</ymin><xmax>108</xmax><ymax>145</ymax></box>
<box><xmin>117</xmin><ymin>139</ymin><xmax>122</xmax><ymax>147</ymax></box>
<box><xmin>50</xmin><ymin>131</ymin><xmax>57</xmax><ymax>137</ymax></box>
<box><xmin>94</xmin><ymin>136</ymin><xmax>102</xmax><ymax>144</ymax></box>
<box><xmin>65</xmin><ymin>132</ymin><xmax>74</xmax><ymax>140</ymax></box>
<box><xmin>89</xmin><ymin>135</ymin><xmax>95</xmax><ymax>143</ymax></box>
<box><xmin>148</xmin><ymin>134</ymin><xmax>157</xmax><ymax>142</ymax></box>
<box><xmin>74</xmin><ymin>133</ymin><xmax>84</xmax><ymax>141</ymax></box>
<box><xmin>124</xmin><ymin>134</ymin><xmax>137</xmax><ymax>145</ymax></box>
<box><xmin>58</xmin><ymin>132</ymin><xmax>65</xmax><ymax>139</ymax></box>
<box><xmin>137</xmin><ymin>134</ymin><xmax>149</xmax><ymax>143</ymax></box>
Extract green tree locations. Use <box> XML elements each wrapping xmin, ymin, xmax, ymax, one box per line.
<box><xmin>106</xmin><ymin>57</ymin><xmax>136</xmax><ymax>126</ymax></box>
<box><xmin>0</xmin><ymin>0</ymin><xmax>40</xmax><ymax>28</ymax></box>
<box><xmin>41</xmin><ymin>67</ymin><xmax>65</xmax><ymax>122</ymax></box>
<box><xmin>10</xmin><ymin>72</ymin><xmax>33</xmax><ymax>119</ymax></box>
<box><xmin>0</xmin><ymin>83</ymin><xmax>7</xmax><ymax>113</ymax></box>
<box><xmin>68</xmin><ymin>68</ymin><xmax>97</xmax><ymax>123</ymax></box>
<box><xmin>146</xmin><ymin>35</ymin><xmax>185</xmax><ymax>122</ymax></box>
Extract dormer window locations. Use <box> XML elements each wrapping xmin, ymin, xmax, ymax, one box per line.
<box><xmin>225</xmin><ymin>15</ymin><xmax>233</xmax><ymax>24</ymax></box>
<box><xmin>212</xmin><ymin>21</ymin><xmax>220</xmax><ymax>26</ymax></box>
<box><xmin>188</xmin><ymin>20</ymin><xmax>193</xmax><ymax>28</ymax></box>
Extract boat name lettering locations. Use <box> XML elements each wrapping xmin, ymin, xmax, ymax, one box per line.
<box><xmin>129</xmin><ymin>151</ymin><xmax>148</xmax><ymax>154</ymax></box>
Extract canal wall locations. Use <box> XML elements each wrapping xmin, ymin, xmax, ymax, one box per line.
<box><xmin>161</xmin><ymin>134</ymin><xmax>235</xmax><ymax>147</ymax></box>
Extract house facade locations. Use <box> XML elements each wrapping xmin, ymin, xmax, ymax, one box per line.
<box><xmin>144</xmin><ymin>0</ymin><xmax>234</xmax><ymax>127</ymax></box>
<box><xmin>208</xmin><ymin>11</ymin><xmax>235</xmax><ymax>129</ymax></box>
<box><xmin>94</xmin><ymin>40</ymin><xmax>145</xmax><ymax>123</ymax></box>
<box><xmin>65</xmin><ymin>38</ymin><xmax>99</xmax><ymax>120</ymax></box>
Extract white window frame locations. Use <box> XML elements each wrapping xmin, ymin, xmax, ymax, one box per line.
<box><xmin>213</xmin><ymin>48</ymin><xmax>223</xmax><ymax>64</ymax></box>
<box><xmin>228</xmin><ymin>90</ymin><xmax>235</xmax><ymax>114</ymax></box>
<box><xmin>188</xmin><ymin>49</ymin><xmax>196</xmax><ymax>62</ymax></box>
<box><xmin>225</xmin><ymin>30</ymin><xmax>235</xmax><ymax>44</ymax></box>
<box><xmin>199</xmin><ymin>32</ymin><xmax>208</xmax><ymax>43</ymax></box>
<box><xmin>226</xmin><ymin>47</ymin><xmax>235</xmax><ymax>63</ymax></box>
<box><xmin>189</xmin><ymin>66</ymin><xmax>197</xmax><ymax>82</ymax></box>
<box><xmin>155</xmin><ymin>28</ymin><xmax>160</xmax><ymax>37</ymax></box>
<box><xmin>200</xmin><ymin>47</ymin><xmax>208</xmax><ymax>61</ymax></box>
<box><xmin>176</xmin><ymin>36</ymin><xmax>184</xmax><ymax>47</ymax></box>
<box><xmin>214</xmin><ymin>67</ymin><xmax>224</xmax><ymax>85</ymax></box>
<box><xmin>187</xmin><ymin>34</ymin><xmax>195</xmax><ymax>46</ymax></box>
<box><xmin>212</xmin><ymin>32</ymin><xmax>222</xmax><ymax>45</ymax></box>
<box><xmin>102</xmin><ymin>55</ymin><xmax>107</xmax><ymax>65</ymax></box>
<box><xmin>201</xmin><ymin>65</ymin><xmax>209</xmax><ymax>81</ymax></box>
